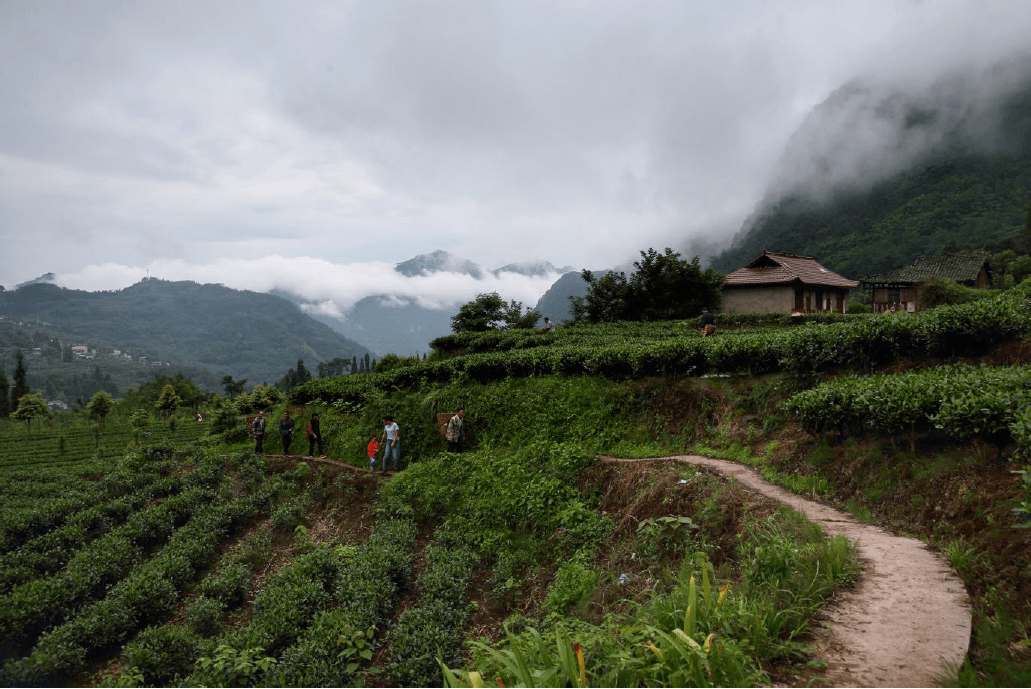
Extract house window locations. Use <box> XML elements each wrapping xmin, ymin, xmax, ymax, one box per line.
<box><xmin>888</xmin><ymin>288</ymin><xmax>900</xmax><ymax>304</ymax></box>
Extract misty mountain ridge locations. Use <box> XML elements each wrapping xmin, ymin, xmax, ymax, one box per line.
<box><xmin>285</xmin><ymin>250</ymin><xmax>579</xmax><ymax>357</ymax></box>
<box><xmin>709</xmin><ymin>54</ymin><xmax>1031</xmax><ymax>279</ymax></box>
<box><xmin>0</xmin><ymin>279</ymin><xmax>372</xmax><ymax>388</ymax></box>
<box><xmin>394</xmin><ymin>249</ymin><xmax>574</xmax><ymax>279</ymax></box>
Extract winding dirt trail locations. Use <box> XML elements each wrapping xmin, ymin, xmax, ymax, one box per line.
<box><xmin>601</xmin><ymin>455</ymin><xmax>972</xmax><ymax>688</ymax></box>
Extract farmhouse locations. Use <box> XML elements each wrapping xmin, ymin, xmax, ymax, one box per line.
<box><xmin>721</xmin><ymin>252</ymin><xmax>860</xmax><ymax>314</ymax></box>
<box><xmin>860</xmin><ymin>251</ymin><xmax>992</xmax><ymax>313</ymax></box>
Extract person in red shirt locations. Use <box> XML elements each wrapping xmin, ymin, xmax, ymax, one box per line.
<box><xmin>367</xmin><ymin>435</ymin><xmax>380</xmax><ymax>471</ymax></box>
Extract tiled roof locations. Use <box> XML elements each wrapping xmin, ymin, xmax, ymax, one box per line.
<box><xmin>723</xmin><ymin>252</ymin><xmax>860</xmax><ymax>288</ymax></box>
<box><xmin>861</xmin><ymin>252</ymin><xmax>991</xmax><ymax>285</ymax></box>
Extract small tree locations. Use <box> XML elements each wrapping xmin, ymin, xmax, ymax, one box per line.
<box><xmin>86</xmin><ymin>390</ymin><xmax>115</xmax><ymax>430</ymax></box>
<box><xmin>155</xmin><ymin>383</ymin><xmax>182</xmax><ymax>418</ymax></box>
<box><xmin>222</xmin><ymin>375</ymin><xmax>247</xmax><ymax>399</ymax></box>
<box><xmin>11</xmin><ymin>350</ymin><xmax>29</xmax><ymax>404</ymax></box>
<box><xmin>570</xmin><ymin>248</ymin><xmax>724</xmax><ymax>323</ymax></box>
<box><xmin>450</xmin><ymin>292</ymin><xmax>541</xmax><ymax>333</ymax></box>
<box><xmin>129</xmin><ymin>409</ymin><xmax>151</xmax><ymax>445</ymax></box>
<box><xmin>12</xmin><ymin>393</ymin><xmax>49</xmax><ymax>431</ymax></box>
<box><xmin>0</xmin><ymin>370</ymin><xmax>10</xmax><ymax>419</ymax></box>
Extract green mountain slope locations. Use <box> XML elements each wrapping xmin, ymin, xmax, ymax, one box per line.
<box><xmin>0</xmin><ymin>279</ymin><xmax>372</xmax><ymax>387</ymax></box>
<box><xmin>709</xmin><ymin>66</ymin><xmax>1031</xmax><ymax>279</ymax></box>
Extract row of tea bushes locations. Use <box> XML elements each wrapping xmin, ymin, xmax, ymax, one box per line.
<box><xmin>294</xmin><ymin>283</ymin><xmax>1031</xmax><ymax>408</ymax></box>
<box><xmin>782</xmin><ymin>364</ymin><xmax>1031</xmax><ymax>444</ymax></box>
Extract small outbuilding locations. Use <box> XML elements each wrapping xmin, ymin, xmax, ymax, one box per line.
<box><xmin>860</xmin><ymin>251</ymin><xmax>992</xmax><ymax>313</ymax></box>
<box><xmin>721</xmin><ymin>252</ymin><xmax>860</xmax><ymax>314</ymax></box>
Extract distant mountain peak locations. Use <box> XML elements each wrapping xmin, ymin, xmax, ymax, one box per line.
<box><xmin>395</xmin><ymin>250</ymin><xmax>484</xmax><ymax>278</ymax></box>
<box><xmin>493</xmin><ymin>260</ymin><xmax>575</xmax><ymax>278</ymax></box>
<box><xmin>15</xmin><ymin>272</ymin><xmax>56</xmax><ymax>289</ymax></box>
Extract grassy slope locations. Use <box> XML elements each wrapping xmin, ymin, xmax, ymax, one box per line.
<box><xmin>284</xmin><ymin>299</ymin><xmax>1031</xmax><ymax>685</ymax></box>
<box><xmin>3</xmin><ymin>300</ymin><xmax>1029</xmax><ymax>685</ymax></box>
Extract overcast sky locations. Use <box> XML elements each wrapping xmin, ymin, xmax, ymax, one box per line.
<box><xmin>2</xmin><ymin>0</ymin><xmax>1030</xmax><ymax>311</ymax></box>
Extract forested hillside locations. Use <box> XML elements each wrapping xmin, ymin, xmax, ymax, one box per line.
<box><xmin>709</xmin><ymin>65</ymin><xmax>1031</xmax><ymax>279</ymax></box>
<box><xmin>0</xmin><ymin>280</ymin><xmax>372</xmax><ymax>387</ymax></box>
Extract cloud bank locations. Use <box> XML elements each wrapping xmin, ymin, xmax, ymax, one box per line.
<box><xmin>3</xmin><ymin>0</ymin><xmax>1031</xmax><ymax>293</ymax></box>
<box><xmin>54</xmin><ymin>255</ymin><xmax>566</xmax><ymax>315</ymax></box>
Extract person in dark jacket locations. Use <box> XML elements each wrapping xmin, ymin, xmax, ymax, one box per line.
<box><xmin>699</xmin><ymin>307</ymin><xmax>716</xmax><ymax>337</ymax></box>
<box><xmin>252</xmin><ymin>410</ymin><xmax>267</xmax><ymax>455</ymax></box>
<box><xmin>307</xmin><ymin>412</ymin><xmax>324</xmax><ymax>457</ymax></box>
<box><xmin>279</xmin><ymin>410</ymin><xmax>296</xmax><ymax>455</ymax></box>
<box><xmin>446</xmin><ymin>408</ymin><xmax>465</xmax><ymax>453</ymax></box>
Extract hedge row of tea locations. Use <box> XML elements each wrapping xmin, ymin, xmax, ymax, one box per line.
<box><xmin>0</xmin><ymin>417</ymin><xmax>211</xmax><ymax>472</ymax></box>
<box><xmin>783</xmin><ymin>364</ymin><xmax>1031</xmax><ymax>444</ymax></box>
<box><xmin>0</xmin><ymin>450</ymin><xmax>290</xmax><ymax>686</ymax></box>
<box><xmin>430</xmin><ymin>312</ymin><xmax>859</xmax><ymax>356</ymax></box>
<box><xmin>293</xmin><ymin>283</ymin><xmax>1031</xmax><ymax>408</ymax></box>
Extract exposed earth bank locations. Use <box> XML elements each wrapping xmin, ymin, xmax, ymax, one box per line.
<box><xmin>601</xmin><ymin>455</ymin><xmax>972</xmax><ymax>688</ymax></box>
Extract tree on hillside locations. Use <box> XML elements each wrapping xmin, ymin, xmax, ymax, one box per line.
<box><xmin>12</xmin><ymin>393</ymin><xmax>49</xmax><ymax>431</ymax></box>
<box><xmin>351</xmin><ymin>356</ymin><xmax>358</xmax><ymax>375</ymax></box>
<box><xmin>222</xmin><ymin>375</ymin><xmax>247</xmax><ymax>399</ymax></box>
<box><xmin>11</xmin><ymin>350</ymin><xmax>29</xmax><ymax>404</ymax></box>
<box><xmin>450</xmin><ymin>292</ymin><xmax>541</xmax><ymax>333</ymax></box>
<box><xmin>155</xmin><ymin>383</ymin><xmax>182</xmax><ymax>417</ymax></box>
<box><xmin>86</xmin><ymin>390</ymin><xmax>115</xmax><ymax>430</ymax></box>
<box><xmin>0</xmin><ymin>371</ymin><xmax>10</xmax><ymax>418</ymax></box>
<box><xmin>277</xmin><ymin>358</ymin><xmax>313</xmax><ymax>392</ymax></box>
<box><xmin>570</xmin><ymin>248</ymin><xmax>724</xmax><ymax>323</ymax></box>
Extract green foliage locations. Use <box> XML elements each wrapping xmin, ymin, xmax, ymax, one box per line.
<box><xmin>85</xmin><ymin>390</ymin><xmax>115</xmax><ymax>429</ymax></box>
<box><xmin>783</xmin><ymin>363</ymin><xmax>1031</xmax><ymax>446</ymax></box>
<box><xmin>544</xmin><ymin>553</ymin><xmax>599</xmax><ymax>616</ymax></box>
<box><xmin>235</xmin><ymin>384</ymin><xmax>283</xmax><ymax>413</ymax></box>
<box><xmin>1011</xmin><ymin>467</ymin><xmax>1031</xmax><ymax>529</ymax></box>
<box><xmin>154</xmin><ymin>383</ymin><xmax>182</xmax><ymax>416</ymax></box>
<box><xmin>637</xmin><ymin>515</ymin><xmax>700</xmax><ymax>562</ymax></box>
<box><xmin>451</xmin><ymin>292</ymin><xmax>541</xmax><ymax>333</ymax></box>
<box><xmin>571</xmin><ymin>248</ymin><xmax>723</xmax><ymax>323</ymax></box>
<box><xmin>195</xmin><ymin>644</ymin><xmax>277</xmax><ymax>687</ymax></box>
<box><xmin>917</xmin><ymin>278</ymin><xmax>990</xmax><ymax>310</ymax></box>
<box><xmin>11</xmin><ymin>392</ymin><xmax>49</xmax><ymax>430</ymax></box>
<box><xmin>449</xmin><ymin>514</ymin><xmax>859</xmax><ymax>689</ymax></box>
<box><xmin>120</xmin><ymin>623</ymin><xmax>207</xmax><ymax>686</ymax></box>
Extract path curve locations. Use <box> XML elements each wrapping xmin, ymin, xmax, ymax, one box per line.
<box><xmin>601</xmin><ymin>455</ymin><xmax>971</xmax><ymax>688</ymax></box>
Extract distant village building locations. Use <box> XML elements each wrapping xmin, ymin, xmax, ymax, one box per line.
<box><xmin>721</xmin><ymin>252</ymin><xmax>860</xmax><ymax>314</ymax></box>
<box><xmin>860</xmin><ymin>251</ymin><xmax>992</xmax><ymax>313</ymax></box>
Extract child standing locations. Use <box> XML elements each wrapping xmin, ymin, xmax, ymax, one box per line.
<box><xmin>367</xmin><ymin>435</ymin><xmax>380</xmax><ymax>471</ymax></box>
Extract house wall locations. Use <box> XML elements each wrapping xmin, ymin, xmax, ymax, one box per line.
<box><xmin>722</xmin><ymin>285</ymin><xmax>794</xmax><ymax>313</ymax></box>
<box><xmin>872</xmin><ymin>286</ymin><xmax>919</xmax><ymax>313</ymax></box>
<box><xmin>723</xmin><ymin>285</ymin><xmax>852</xmax><ymax>314</ymax></box>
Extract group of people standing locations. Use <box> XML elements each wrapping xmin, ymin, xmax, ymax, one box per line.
<box><xmin>251</xmin><ymin>410</ymin><xmax>323</xmax><ymax>457</ymax></box>
<box><xmin>251</xmin><ymin>406</ymin><xmax>467</xmax><ymax>473</ymax></box>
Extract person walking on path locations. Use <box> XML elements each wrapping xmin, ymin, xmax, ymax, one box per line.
<box><xmin>446</xmin><ymin>408</ymin><xmax>465</xmax><ymax>453</ymax></box>
<box><xmin>306</xmin><ymin>412</ymin><xmax>324</xmax><ymax>457</ymax></box>
<box><xmin>367</xmin><ymin>435</ymin><xmax>380</xmax><ymax>471</ymax></box>
<box><xmin>279</xmin><ymin>410</ymin><xmax>296</xmax><ymax>455</ymax></box>
<box><xmin>380</xmin><ymin>415</ymin><xmax>401</xmax><ymax>473</ymax></box>
<box><xmin>699</xmin><ymin>307</ymin><xmax>716</xmax><ymax>337</ymax></box>
<box><xmin>252</xmin><ymin>410</ymin><xmax>267</xmax><ymax>455</ymax></box>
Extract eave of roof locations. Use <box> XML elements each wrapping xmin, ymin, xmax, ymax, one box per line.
<box><xmin>724</xmin><ymin>252</ymin><xmax>860</xmax><ymax>288</ymax></box>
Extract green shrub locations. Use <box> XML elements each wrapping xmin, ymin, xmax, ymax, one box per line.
<box><xmin>120</xmin><ymin>624</ymin><xmax>207</xmax><ymax>686</ymax></box>
<box><xmin>544</xmin><ymin>553</ymin><xmax>599</xmax><ymax>616</ymax></box>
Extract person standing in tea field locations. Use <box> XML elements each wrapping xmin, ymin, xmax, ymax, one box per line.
<box><xmin>446</xmin><ymin>408</ymin><xmax>465</xmax><ymax>453</ymax></box>
<box><xmin>252</xmin><ymin>410</ymin><xmax>267</xmax><ymax>455</ymax></box>
<box><xmin>306</xmin><ymin>412</ymin><xmax>324</xmax><ymax>458</ymax></box>
<box><xmin>380</xmin><ymin>415</ymin><xmax>401</xmax><ymax>473</ymax></box>
<box><xmin>279</xmin><ymin>410</ymin><xmax>296</xmax><ymax>455</ymax></box>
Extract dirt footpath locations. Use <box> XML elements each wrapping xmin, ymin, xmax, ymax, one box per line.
<box><xmin>603</xmin><ymin>455</ymin><xmax>972</xmax><ymax>688</ymax></box>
